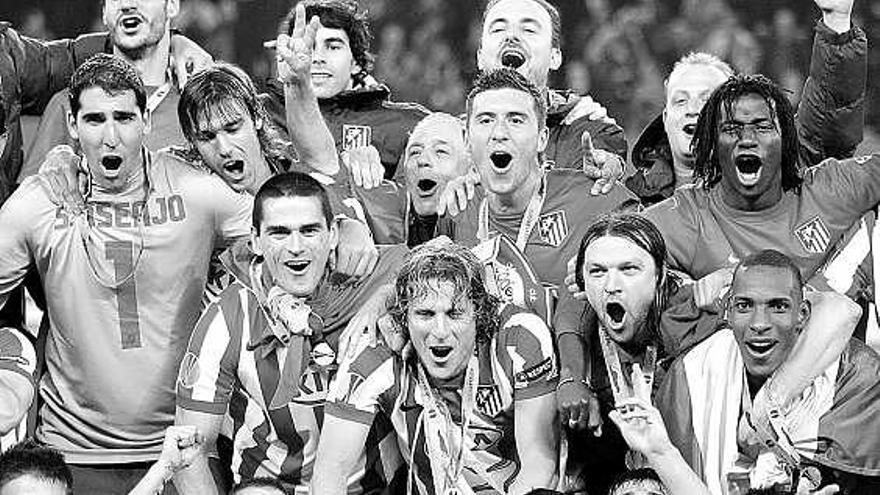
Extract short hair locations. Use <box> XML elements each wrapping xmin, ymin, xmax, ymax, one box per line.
<box><xmin>178</xmin><ymin>62</ymin><xmax>289</xmax><ymax>172</ymax></box>
<box><xmin>280</xmin><ymin>0</ymin><xmax>374</xmax><ymax>84</ymax></box>
<box><xmin>253</xmin><ymin>171</ymin><xmax>333</xmax><ymax>229</ymax></box>
<box><xmin>232</xmin><ymin>476</ymin><xmax>288</xmax><ymax>494</ymax></box>
<box><xmin>388</xmin><ymin>237</ymin><xmax>500</xmax><ymax>346</ymax></box>
<box><xmin>466</xmin><ymin>68</ymin><xmax>547</xmax><ymax>127</ymax></box>
<box><xmin>575</xmin><ymin>213</ymin><xmax>680</xmax><ymax>341</ymax></box>
<box><xmin>482</xmin><ymin>0</ymin><xmax>561</xmax><ymax>50</ymax></box>
<box><xmin>733</xmin><ymin>249</ymin><xmax>804</xmax><ymax>291</ymax></box>
<box><xmin>410</xmin><ymin>112</ymin><xmax>466</xmax><ymax>143</ymax></box>
<box><xmin>607</xmin><ymin>468</ymin><xmax>665</xmax><ymax>495</ymax></box>
<box><xmin>68</xmin><ymin>53</ymin><xmax>146</xmax><ymax>117</ymax></box>
<box><xmin>692</xmin><ymin>74</ymin><xmax>801</xmax><ymax>193</ymax></box>
<box><xmin>665</xmin><ymin>52</ymin><xmax>734</xmax><ymax>95</ymax></box>
<box><xmin>0</xmin><ymin>439</ymin><xmax>73</xmax><ymax>495</ymax></box>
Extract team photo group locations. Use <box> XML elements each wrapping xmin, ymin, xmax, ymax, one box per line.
<box><xmin>0</xmin><ymin>0</ymin><xmax>878</xmax><ymax>494</ymax></box>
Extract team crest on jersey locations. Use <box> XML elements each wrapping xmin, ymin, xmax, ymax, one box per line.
<box><xmin>476</xmin><ymin>385</ymin><xmax>503</xmax><ymax>417</ymax></box>
<box><xmin>342</xmin><ymin>124</ymin><xmax>372</xmax><ymax>150</ymax></box>
<box><xmin>795</xmin><ymin>216</ymin><xmax>831</xmax><ymax>254</ymax></box>
<box><xmin>538</xmin><ymin>210</ymin><xmax>568</xmax><ymax>247</ymax></box>
<box><xmin>291</xmin><ymin>365</ymin><xmax>330</xmax><ymax>405</ymax></box>
<box><xmin>177</xmin><ymin>352</ymin><xmax>201</xmax><ymax>389</ymax></box>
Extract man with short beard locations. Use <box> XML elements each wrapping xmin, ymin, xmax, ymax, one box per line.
<box><xmin>627</xmin><ymin>0</ymin><xmax>865</xmax><ymax>206</ymax></box>
<box><xmin>23</xmin><ymin>0</ymin><xmax>191</xmax><ymax>176</ymax></box>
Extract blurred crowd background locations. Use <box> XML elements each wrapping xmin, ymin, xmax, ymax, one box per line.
<box><xmin>3</xmin><ymin>0</ymin><xmax>879</xmax><ymax>151</ymax></box>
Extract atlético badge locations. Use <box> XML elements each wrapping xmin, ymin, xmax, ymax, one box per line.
<box><xmin>476</xmin><ymin>385</ymin><xmax>503</xmax><ymax>417</ymax></box>
<box><xmin>538</xmin><ymin>210</ymin><xmax>568</xmax><ymax>247</ymax></box>
<box><xmin>342</xmin><ymin>124</ymin><xmax>372</xmax><ymax>150</ymax></box>
<box><xmin>795</xmin><ymin>216</ymin><xmax>830</xmax><ymax>254</ymax></box>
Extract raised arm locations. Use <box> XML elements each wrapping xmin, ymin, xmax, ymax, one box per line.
<box><xmin>274</xmin><ymin>3</ymin><xmax>340</xmax><ymax>176</ymax></box>
<box><xmin>171</xmin><ymin>409</ymin><xmax>223</xmax><ymax>495</ymax></box>
<box><xmin>0</xmin><ymin>327</ymin><xmax>36</xmax><ymax>435</ymax></box>
<box><xmin>796</xmin><ymin>0</ymin><xmax>866</xmax><ymax>167</ymax></box>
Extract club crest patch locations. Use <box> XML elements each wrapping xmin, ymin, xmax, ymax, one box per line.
<box><xmin>795</xmin><ymin>216</ymin><xmax>831</xmax><ymax>254</ymax></box>
<box><xmin>538</xmin><ymin>210</ymin><xmax>568</xmax><ymax>247</ymax></box>
<box><xmin>342</xmin><ymin>124</ymin><xmax>372</xmax><ymax>150</ymax></box>
<box><xmin>476</xmin><ymin>385</ymin><xmax>503</xmax><ymax>417</ymax></box>
<box><xmin>177</xmin><ymin>352</ymin><xmax>201</xmax><ymax>389</ymax></box>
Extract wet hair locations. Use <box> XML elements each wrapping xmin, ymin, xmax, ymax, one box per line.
<box><xmin>482</xmin><ymin>0</ymin><xmax>561</xmax><ymax>50</ymax></box>
<box><xmin>280</xmin><ymin>0</ymin><xmax>373</xmax><ymax>85</ymax></box>
<box><xmin>692</xmin><ymin>74</ymin><xmax>801</xmax><ymax>193</ymax></box>
<box><xmin>68</xmin><ymin>53</ymin><xmax>146</xmax><ymax>117</ymax></box>
<box><xmin>664</xmin><ymin>52</ymin><xmax>734</xmax><ymax>97</ymax></box>
<box><xmin>466</xmin><ymin>68</ymin><xmax>547</xmax><ymax>127</ymax></box>
<box><xmin>388</xmin><ymin>237</ymin><xmax>500</xmax><ymax>346</ymax></box>
<box><xmin>178</xmin><ymin>62</ymin><xmax>290</xmax><ymax>173</ymax></box>
<box><xmin>232</xmin><ymin>476</ymin><xmax>289</xmax><ymax>494</ymax></box>
<box><xmin>0</xmin><ymin>439</ymin><xmax>73</xmax><ymax>495</ymax></box>
<box><xmin>252</xmin><ymin>171</ymin><xmax>333</xmax><ymax>229</ymax></box>
<box><xmin>607</xmin><ymin>468</ymin><xmax>666</xmax><ymax>495</ymax></box>
<box><xmin>733</xmin><ymin>249</ymin><xmax>804</xmax><ymax>291</ymax></box>
<box><xmin>575</xmin><ymin>213</ymin><xmax>680</xmax><ymax>344</ymax></box>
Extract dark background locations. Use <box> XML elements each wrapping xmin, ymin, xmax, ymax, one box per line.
<box><xmin>4</xmin><ymin>0</ymin><xmax>879</xmax><ymax>149</ymax></box>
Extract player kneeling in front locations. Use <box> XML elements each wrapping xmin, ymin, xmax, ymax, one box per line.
<box><xmin>313</xmin><ymin>238</ymin><xmax>561</xmax><ymax>495</ymax></box>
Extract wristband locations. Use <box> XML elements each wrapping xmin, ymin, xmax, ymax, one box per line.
<box><xmin>557</xmin><ymin>376</ymin><xmax>593</xmax><ymax>392</ymax></box>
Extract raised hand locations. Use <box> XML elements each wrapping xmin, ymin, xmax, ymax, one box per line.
<box><xmin>275</xmin><ymin>3</ymin><xmax>321</xmax><ymax>85</ymax></box>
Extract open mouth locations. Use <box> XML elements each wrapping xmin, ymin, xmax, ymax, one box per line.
<box><xmin>417</xmin><ymin>178</ymin><xmax>438</xmax><ymax>196</ymax></box>
<box><xmin>745</xmin><ymin>340</ymin><xmax>777</xmax><ymax>358</ymax></box>
<box><xmin>605</xmin><ymin>302</ymin><xmax>627</xmax><ymax>330</ymax></box>
<box><xmin>223</xmin><ymin>160</ymin><xmax>245</xmax><ymax>176</ymax></box>
<box><xmin>430</xmin><ymin>346</ymin><xmax>453</xmax><ymax>360</ymax></box>
<box><xmin>283</xmin><ymin>260</ymin><xmax>310</xmax><ymax>274</ymax></box>
<box><xmin>682</xmin><ymin>123</ymin><xmax>697</xmax><ymax>136</ymax></box>
<box><xmin>500</xmin><ymin>48</ymin><xmax>526</xmax><ymax>69</ymax></box>
<box><xmin>735</xmin><ymin>155</ymin><xmax>762</xmax><ymax>186</ymax></box>
<box><xmin>490</xmin><ymin>151</ymin><xmax>513</xmax><ymax>171</ymax></box>
<box><xmin>120</xmin><ymin>15</ymin><xmax>143</xmax><ymax>30</ymax></box>
<box><xmin>102</xmin><ymin>155</ymin><xmax>123</xmax><ymax>172</ymax></box>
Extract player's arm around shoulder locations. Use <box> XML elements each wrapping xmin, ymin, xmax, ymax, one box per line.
<box><xmin>0</xmin><ymin>327</ymin><xmax>37</xmax><ymax>435</ymax></box>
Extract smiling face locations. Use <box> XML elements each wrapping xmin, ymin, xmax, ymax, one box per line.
<box><xmin>477</xmin><ymin>0</ymin><xmax>561</xmax><ymax>87</ymax></box>
<box><xmin>728</xmin><ymin>265</ymin><xmax>808</xmax><ymax>387</ymax></box>
<box><xmin>68</xmin><ymin>87</ymin><xmax>149</xmax><ymax>192</ymax></box>
<box><xmin>467</xmin><ymin>87</ymin><xmax>546</xmax><ymax>199</ymax></box>
<box><xmin>717</xmin><ymin>93</ymin><xmax>783</xmax><ymax>211</ymax></box>
<box><xmin>408</xmin><ymin>280</ymin><xmax>477</xmax><ymax>382</ymax></box>
<box><xmin>663</xmin><ymin>63</ymin><xmax>729</xmax><ymax>169</ymax></box>
<box><xmin>582</xmin><ymin>236</ymin><xmax>658</xmax><ymax>348</ymax></box>
<box><xmin>404</xmin><ymin>115</ymin><xmax>469</xmax><ymax>216</ymax></box>
<box><xmin>252</xmin><ymin>195</ymin><xmax>338</xmax><ymax>298</ymax></box>
<box><xmin>104</xmin><ymin>0</ymin><xmax>177</xmax><ymax>58</ymax></box>
<box><xmin>311</xmin><ymin>25</ymin><xmax>361</xmax><ymax>99</ymax></box>
<box><xmin>191</xmin><ymin>100</ymin><xmax>272</xmax><ymax>195</ymax></box>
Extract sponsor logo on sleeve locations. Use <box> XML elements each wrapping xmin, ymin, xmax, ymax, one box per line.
<box><xmin>514</xmin><ymin>357</ymin><xmax>554</xmax><ymax>385</ymax></box>
<box><xmin>795</xmin><ymin>216</ymin><xmax>831</xmax><ymax>254</ymax></box>
<box><xmin>177</xmin><ymin>352</ymin><xmax>202</xmax><ymax>390</ymax></box>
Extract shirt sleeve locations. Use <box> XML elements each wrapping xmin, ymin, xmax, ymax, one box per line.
<box><xmin>326</xmin><ymin>344</ymin><xmax>398</xmax><ymax>425</ymax></box>
<box><xmin>176</xmin><ymin>293</ymin><xmax>243</xmax><ymax>414</ymax></box>
<box><xmin>806</xmin><ymin>155</ymin><xmax>880</xmax><ymax>224</ymax></box>
<box><xmin>1</xmin><ymin>25</ymin><xmax>76</xmax><ymax>115</ymax></box>
<box><xmin>0</xmin><ymin>182</ymin><xmax>40</xmax><ymax>311</ymax></box>
<box><xmin>500</xmin><ymin>308</ymin><xmax>559</xmax><ymax>401</ymax></box>
<box><xmin>210</xmin><ymin>182</ymin><xmax>253</xmax><ymax>248</ymax></box>
<box><xmin>642</xmin><ymin>191</ymin><xmax>699</xmax><ymax>273</ymax></box>
<box><xmin>0</xmin><ymin>327</ymin><xmax>37</xmax><ymax>385</ymax></box>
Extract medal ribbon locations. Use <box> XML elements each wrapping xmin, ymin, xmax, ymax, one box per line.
<box><xmin>477</xmin><ymin>174</ymin><xmax>547</xmax><ymax>252</ymax></box>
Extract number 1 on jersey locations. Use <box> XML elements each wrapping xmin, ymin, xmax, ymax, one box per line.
<box><xmin>105</xmin><ymin>240</ymin><xmax>142</xmax><ymax>349</ymax></box>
